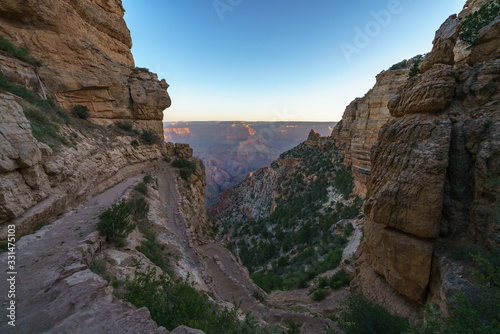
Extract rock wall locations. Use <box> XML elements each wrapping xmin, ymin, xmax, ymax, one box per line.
<box><xmin>0</xmin><ymin>92</ymin><xmax>175</xmax><ymax>240</ymax></box>
<box><xmin>0</xmin><ymin>0</ymin><xmax>170</xmax><ymax>136</ymax></box>
<box><xmin>352</xmin><ymin>0</ymin><xmax>500</xmax><ymax>319</ymax></box>
<box><xmin>331</xmin><ymin>68</ymin><xmax>409</xmax><ymax>197</ymax></box>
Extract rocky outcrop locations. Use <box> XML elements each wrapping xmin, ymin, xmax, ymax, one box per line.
<box><xmin>305</xmin><ymin>129</ymin><xmax>321</xmax><ymax>146</ymax></box>
<box><xmin>0</xmin><ymin>0</ymin><xmax>170</xmax><ymax>136</ymax></box>
<box><xmin>0</xmin><ymin>93</ymin><xmax>175</xmax><ymax>240</ymax></box>
<box><xmin>352</xmin><ymin>0</ymin><xmax>500</xmax><ymax>320</ymax></box>
<box><xmin>331</xmin><ymin>68</ymin><xmax>409</xmax><ymax>197</ymax></box>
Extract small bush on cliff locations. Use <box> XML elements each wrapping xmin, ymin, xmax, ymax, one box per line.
<box><xmin>329</xmin><ymin>269</ymin><xmax>352</xmax><ymax>289</ymax></box>
<box><xmin>312</xmin><ymin>288</ymin><xmax>328</xmax><ymax>301</ymax></box>
<box><xmin>115</xmin><ymin>120</ymin><xmax>134</xmax><ymax>132</ymax></box>
<box><xmin>0</xmin><ymin>35</ymin><xmax>42</xmax><ymax>66</ymax></box>
<box><xmin>134</xmin><ymin>182</ymin><xmax>148</xmax><ymax>195</ymax></box>
<box><xmin>459</xmin><ymin>1</ymin><xmax>500</xmax><ymax>46</ymax></box>
<box><xmin>172</xmin><ymin>158</ymin><xmax>197</xmax><ymax>180</ymax></box>
<box><xmin>97</xmin><ymin>199</ymin><xmax>134</xmax><ymax>245</ymax></box>
<box><xmin>140</xmin><ymin>129</ymin><xmax>162</xmax><ymax>144</ymax></box>
<box><xmin>124</xmin><ymin>264</ymin><xmax>259</xmax><ymax>333</ymax></box>
<box><xmin>73</xmin><ymin>105</ymin><xmax>90</xmax><ymax>119</ymax></box>
<box><xmin>408</xmin><ymin>55</ymin><xmax>424</xmax><ymax>78</ymax></box>
<box><xmin>333</xmin><ymin>293</ymin><xmax>409</xmax><ymax>334</ymax></box>
<box><xmin>410</xmin><ymin>251</ymin><xmax>500</xmax><ymax>334</ymax></box>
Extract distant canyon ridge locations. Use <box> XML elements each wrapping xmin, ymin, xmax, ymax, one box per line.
<box><xmin>164</xmin><ymin>121</ymin><xmax>336</xmax><ymax>206</ymax></box>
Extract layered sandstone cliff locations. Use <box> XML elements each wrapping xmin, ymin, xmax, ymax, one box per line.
<box><xmin>352</xmin><ymin>0</ymin><xmax>500</xmax><ymax>319</ymax></box>
<box><xmin>0</xmin><ymin>0</ymin><xmax>170</xmax><ymax>136</ymax></box>
<box><xmin>331</xmin><ymin>68</ymin><xmax>409</xmax><ymax>197</ymax></box>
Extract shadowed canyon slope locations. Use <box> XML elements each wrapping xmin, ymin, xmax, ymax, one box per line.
<box><xmin>164</xmin><ymin>122</ymin><xmax>335</xmax><ymax>207</ymax></box>
<box><xmin>347</xmin><ymin>0</ymin><xmax>500</xmax><ymax>320</ymax></box>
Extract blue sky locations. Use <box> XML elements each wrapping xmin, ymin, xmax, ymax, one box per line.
<box><xmin>122</xmin><ymin>0</ymin><xmax>464</xmax><ymax>122</ymax></box>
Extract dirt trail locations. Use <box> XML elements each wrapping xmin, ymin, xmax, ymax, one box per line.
<box><xmin>154</xmin><ymin>164</ymin><xmax>337</xmax><ymax>332</ymax></box>
<box><xmin>0</xmin><ymin>172</ymin><xmax>168</xmax><ymax>333</ymax></box>
<box><xmin>1</xmin><ymin>163</ymin><xmax>349</xmax><ymax>333</ymax></box>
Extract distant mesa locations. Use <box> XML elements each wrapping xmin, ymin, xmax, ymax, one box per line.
<box><xmin>305</xmin><ymin>129</ymin><xmax>321</xmax><ymax>146</ymax></box>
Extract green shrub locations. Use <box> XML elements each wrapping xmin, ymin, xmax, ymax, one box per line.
<box><xmin>172</xmin><ymin>158</ymin><xmax>197</xmax><ymax>180</ymax></box>
<box><xmin>334</xmin><ymin>293</ymin><xmax>409</xmax><ymax>334</ymax></box>
<box><xmin>312</xmin><ymin>288</ymin><xmax>329</xmax><ymax>301</ymax></box>
<box><xmin>131</xmin><ymin>139</ymin><xmax>139</xmax><ymax>148</ymax></box>
<box><xmin>389</xmin><ymin>59</ymin><xmax>409</xmax><ymax>70</ymax></box>
<box><xmin>91</xmin><ymin>257</ymin><xmax>107</xmax><ymax>276</ymax></box>
<box><xmin>115</xmin><ymin>120</ymin><xmax>134</xmax><ymax>132</ymax></box>
<box><xmin>410</xmin><ymin>251</ymin><xmax>500</xmax><ymax>334</ymax></box>
<box><xmin>129</xmin><ymin>196</ymin><xmax>149</xmax><ymax>220</ymax></box>
<box><xmin>334</xmin><ymin>168</ymin><xmax>354</xmax><ymax>199</ymax></box>
<box><xmin>460</xmin><ymin>1</ymin><xmax>500</xmax><ymax>46</ymax></box>
<box><xmin>0</xmin><ymin>35</ymin><xmax>42</xmax><ymax>66</ymax></box>
<box><xmin>343</xmin><ymin>222</ymin><xmax>355</xmax><ymax>238</ymax></box>
<box><xmin>164</xmin><ymin>156</ymin><xmax>172</xmax><ymax>163</ymax></box>
<box><xmin>125</xmin><ymin>265</ymin><xmax>243</xmax><ymax>333</ymax></box>
<box><xmin>135</xmin><ymin>67</ymin><xmax>150</xmax><ymax>73</ymax></box>
<box><xmin>141</xmin><ymin>129</ymin><xmax>162</xmax><ymax>144</ymax></box>
<box><xmin>97</xmin><ymin>200</ymin><xmax>134</xmax><ymax>245</ymax></box>
<box><xmin>329</xmin><ymin>270</ymin><xmax>352</xmax><ymax>289</ymax></box>
<box><xmin>73</xmin><ymin>105</ymin><xmax>90</xmax><ymax>119</ymax></box>
<box><xmin>409</xmin><ymin>55</ymin><xmax>424</xmax><ymax>78</ymax></box>
<box><xmin>143</xmin><ymin>174</ymin><xmax>153</xmax><ymax>184</ymax></box>
<box><xmin>134</xmin><ymin>182</ymin><xmax>148</xmax><ymax>195</ymax></box>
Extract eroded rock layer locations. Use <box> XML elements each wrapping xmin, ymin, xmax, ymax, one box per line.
<box><xmin>352</xmin><ymin>0</ymin><xmax>500</xmax><ymax>319</ymax></box>
<box><xmin>331</xmin><ymin>68</ymin><xmax>409</xmax><ymax>197</ymax></box>
<box><xmin>0</xmin><ymin>0</ymin><xmax>170</xmax><ymax>135</ymax></box>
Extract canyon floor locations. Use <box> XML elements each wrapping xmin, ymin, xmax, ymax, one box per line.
<box><xmin>0</xmin><ymin>162</ymin><xmax>359</xmax><ymax>333</ymax></box>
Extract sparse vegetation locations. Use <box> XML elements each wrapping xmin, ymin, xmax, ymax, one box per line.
<box><xmin>164</xmin><ymin>156</ymin><xmax>172</xmax><ymax>163</ymax></box>
<box><xmin>410</xmin><ymin>251</ymin><xmax>500</xmax><ymax>333</ymax></box>
<box><xmin>140</xmin><ymin>129</ymin><xmax>162</xmax><ymax>144</ymax></box>
<box><xmin>73</xmin><ymin>105</ymin><xmax>90</xmax><ymax>119</ymax></box>
<box><xmin>333</xmin><ymin>293</ymin><xmax>409</xmax><ymax>334</ymax></box>
<box><xmin>0</xmin><ymin>35</ymin><xmax>42</xmax><ymax>66</ymax></box>
<box><xmin>312</xmin><ymin>288</ymin><xmax>328</xmax><ymax>302</ymax></box>
<box><xmin>459</xmin><ymin>1</ymin><xmax>500</xmax><ymax>46</ymax></box>
<box><xmin>134</xmin><ymin>182</ymin><xmax>148</xmax><ymax>195</ymax></box>
<box><xmin>115</xmin><ymin>120</ymin><xmax>134</xmax><ymax>132</ymax></box>
<box><xmin>172</xmin><ymin>158</ymin><xmax>197</xmax><ymax>180</ymax></box>
<box><xmin>0</xmin><ymin>71</ymin><xmax>74</xmax><ymax>151</ymax></box>
<box><xmin>97</xmin><ymin>199</ymin><xmax>134</xmax><ymax>246</ymax></box>
<box><xmin>409</xmin><ymin>55</ymin><xmax>424</xmax><ymax>78</ymax></box>
<box><xmin>124</xmin><ymin>264</ymin><xmax>276</xmax><ymax>333</ymax></box>
<box><xmin>131</xmin><ymin>139</ymin><xmax>139</xmax><ymax>148</ymax></box>
<box><xmin>220</xmin><ymin>141</ymin><xmax>363</xmax><ymax>293</ymax></box>
<box><xmin>329</xmin><ymin>269</ymin><xmax>352</xmax><ymax>289</ymax></box>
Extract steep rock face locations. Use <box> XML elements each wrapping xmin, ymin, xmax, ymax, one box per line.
<box><xmin>0</xmin><ymin>0</ymin><xmax>170</xmax><ymax>136</ymax></box>
<box><xmin>353</xmin><ymin>1</ymin><xmax>500</xmax><ymax>319</ymax></box>
<box><xmin>0</xmin><ymin>93</ymin><xmax>175</xmax><ymax>239</ymax></box>
<box><xmin>331</xmin><ymin>68</ymin><xmax>409</xmax><ymax>197</ymax></box>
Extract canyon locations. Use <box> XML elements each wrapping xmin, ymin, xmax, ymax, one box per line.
<box><xmin>164</xmin><ymin>121</ymin><xmax>335</xmax><ymax>207</ymax></box>
<box><xmin>0</xmin><ymin>0</ymin><xmax>499</xmax><ymax>332</ymax></box>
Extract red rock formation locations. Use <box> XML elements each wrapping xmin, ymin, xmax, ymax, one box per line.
<box><xmin>331</xmin><ymin>68</ymin><xmax>410</xmax><ymax>197</ymax></box>
<box><xmin>352</xmin><ymin>0</ymin><xmax>500</xmax><ymax>320</ymax></box>
<box><xmin>0</xmin><ymin>0</ymin><xmax>170</xmax><ymax>136</ymax></box>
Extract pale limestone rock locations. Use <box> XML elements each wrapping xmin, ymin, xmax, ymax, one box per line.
<box><xmin>0</xmin><ymin>0</ymin><xmax>170</xmax><ymax>137</ymax></box>
<box><xmin>331</xmin><ymin>68</ymin><xmax>409</xmax><ymax>197</ymax></box>
<box><xmin>0</xmin><ymin>94</ymin><xmax>41</xmax><ymax>168</ymax></box>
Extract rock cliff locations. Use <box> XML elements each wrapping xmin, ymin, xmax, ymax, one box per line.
<box><xmin>331</xmin><ymin>68</ymin><xmax>410</xmax><ymax>197</ymax></box>
<box><xmin>352</xmin><ymin>0</ymin><xmax>500</xmax><ymax>320</ymax></box>
<box><xmin>0</xmin><ymin>0</ymin><xmax>170</xmax><ymax>136</ymax></box>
